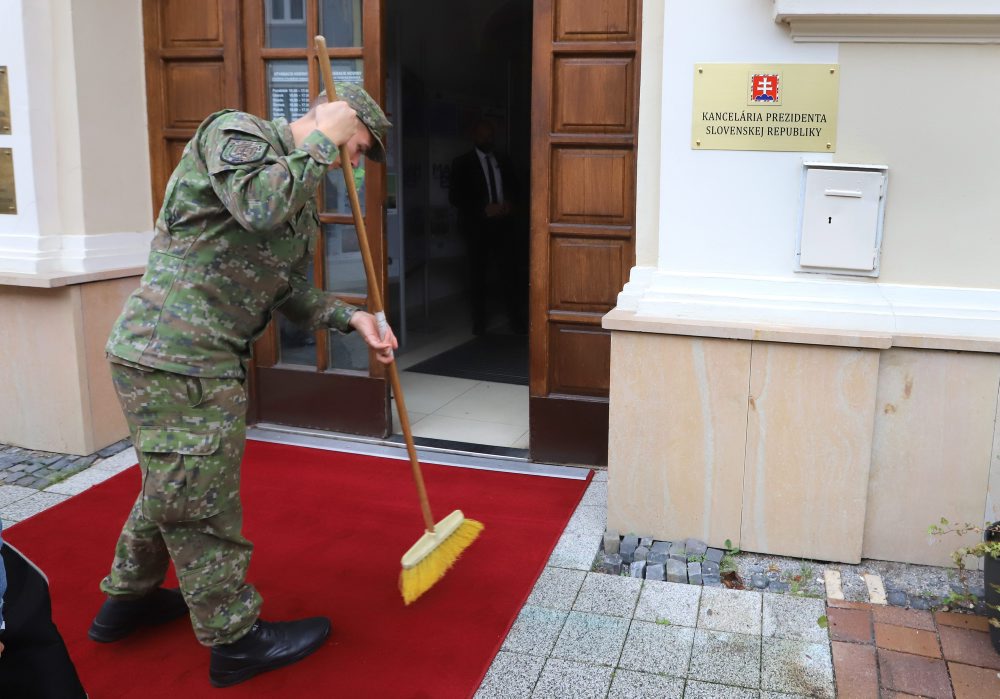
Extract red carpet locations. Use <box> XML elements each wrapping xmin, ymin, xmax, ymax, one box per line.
<box><xmin>4</xmin><ymin>440</ymin><xmax>590</xmax><ymax>698</ymax></box>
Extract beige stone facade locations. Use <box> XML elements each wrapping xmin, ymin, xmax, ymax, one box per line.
<box><xmin>607</xmin><ymin>3</ymin><xmax>1000</xmax><ymax>568</ymax></box>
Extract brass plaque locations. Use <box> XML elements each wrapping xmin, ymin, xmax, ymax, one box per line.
<box><xmin>692</xmin><ymin>63</ymin><xmax>839</xmax><ymax>152</ymax></box>
<box><xmin>0</xmin><ymin>148</ymin><xmax>16</xmax><ymax>214</ymax></box>
<box><xmin>0</xmin><ymin>66</ymin><xmax>9</xmax><ymax>134</ymax></box>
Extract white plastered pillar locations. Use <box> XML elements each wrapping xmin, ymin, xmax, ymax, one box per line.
<box><xmin>0</xmin><ymin>0</ymin><xmax>153</xmax><ymax>276</ymax></box>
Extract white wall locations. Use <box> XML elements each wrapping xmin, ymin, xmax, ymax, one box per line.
<box><xmin>658</xmin><ymin>0</ymin><xmax>837</xmax><ymax>279</ymax></box>
<box><xmin>839</xmin><ymin>42</ymin><xmax>1000</xmax><ymax>290</ymax></box>
<box><xmin>616</xmin><ymin>0</ymin><xmax>1000</xmax><ymax>342</ymax></box>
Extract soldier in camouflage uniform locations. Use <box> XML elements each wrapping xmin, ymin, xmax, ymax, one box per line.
<box><xmin>88</xmin><ymin>84</ymin><xmax>395</xmax><ymax>688</ymax></box>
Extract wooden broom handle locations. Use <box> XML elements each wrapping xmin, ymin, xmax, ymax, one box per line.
<box><xmin>315</xmin><ymin>36</ymin><xmax>436</xmax><ymax>532</ymax></box>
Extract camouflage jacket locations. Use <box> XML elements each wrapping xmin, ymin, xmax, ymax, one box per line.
<box><xmin>107</xmin><ymin>109</ymin><xmax>358</xmax><ymax>378</ymax></box>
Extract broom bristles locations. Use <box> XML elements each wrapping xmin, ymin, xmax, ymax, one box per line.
<box><xmin>399</xmin><ymin>517</ymin><xmax>484</xmax><ymax>605</ymax></box>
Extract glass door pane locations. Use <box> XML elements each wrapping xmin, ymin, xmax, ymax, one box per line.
<box><xmin>321</xmin><ymin>0</ymin><xmax>363</xmax><ymax>47</ymax></box>
<box><xmin>330</xmin><ymin>58</ymin><xmax>364</xmax><ymax>88</ymax></box>
<box><xmin>324</xmin><ymin>223</ymin><xmax>367</xmax><ymax>296</ymax></box>
<box><xmin>266</xmin><ymin>0</ymin><xmax>308</xmax><ymax>48</ymax></box>
<box><xmin>324</xmin><ymin>157</ymin><xmax>367</xmax><ymax>216</ymax></box>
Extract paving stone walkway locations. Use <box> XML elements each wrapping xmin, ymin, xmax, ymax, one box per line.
<box><xmin>476</xmin><ymin>471</ymin><xmax>837</xmax><ymax>698</ymax></box>
<box><xmin>827</xmin><ymin>599</ymin><xmax>1000</xmax><ymax>698</ymax></box>
<box><xmin>3</xmin><ymin>445</ymin><xmax>999</xmax><ymax>697</ymax></box>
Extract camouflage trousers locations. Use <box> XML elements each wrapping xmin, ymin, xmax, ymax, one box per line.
<box><xmin>100</xmin><ymin>362</ymin><xmax>262</xmax><ymax>646</ymax></box>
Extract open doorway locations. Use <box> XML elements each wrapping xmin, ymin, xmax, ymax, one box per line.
<box><xmin>383</xmin><ymin>0</ymin><xmax>532</xmax><ymax>453</ymax></box>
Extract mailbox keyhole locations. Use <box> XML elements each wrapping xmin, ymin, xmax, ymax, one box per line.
<box><xmin>828</xmin><ymin>216</ymin><xmax>832</xmax><ymax>224</ymax></box>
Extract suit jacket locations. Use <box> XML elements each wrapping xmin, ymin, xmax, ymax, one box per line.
<box><xmin>449</xmin><ymin>149</ymin><xmax>516</xmax><ymax>231</ymax></box>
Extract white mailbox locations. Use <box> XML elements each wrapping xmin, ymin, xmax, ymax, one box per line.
<box><xmin>796</xmin><ymin>162</ymin><xmax>888</xmax><ymax>276</ymax></box>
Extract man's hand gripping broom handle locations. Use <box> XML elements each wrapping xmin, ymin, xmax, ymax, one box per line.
<box><xmin>315</xmin><ymin>36</ymin><xmax>436</xmax><ymax>534</ymax></box>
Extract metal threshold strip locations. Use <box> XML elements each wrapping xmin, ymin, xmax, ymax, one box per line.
<box><xmin>248</xmin><ymin>423</ymin><xmax>590</xmax><ymax>480</ymax></box>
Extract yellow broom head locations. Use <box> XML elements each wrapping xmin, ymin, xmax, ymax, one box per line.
<box><xmin>399</xmin><ymin>509</ymin><xmax>484</xmax><ymax>605</ymax></box>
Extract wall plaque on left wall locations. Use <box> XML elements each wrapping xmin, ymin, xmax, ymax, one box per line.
<box><xmin>0</xmin><ymin>149</ymin><xmax>16</xmax><ymax>214</ymax></box>
<box><xmin>0</xmin><ymin>66</ymin><xmax>10</xmax><ymax>134</ymax></box>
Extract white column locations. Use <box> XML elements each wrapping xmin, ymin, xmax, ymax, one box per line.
<box><xmin>0</xmin><ymin>0</ymin><xmax>153</xmax><ymax>276</ymax></box>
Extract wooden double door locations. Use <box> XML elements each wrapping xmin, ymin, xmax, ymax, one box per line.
<box><xmin>142</xmin><ymin>0</ymin><xmax>640</xmax><ymax>465</ymax></box>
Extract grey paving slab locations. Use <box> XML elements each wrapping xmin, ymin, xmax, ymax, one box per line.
<box><xmin>531</xmin><ymin>658</ymin><xmax>613</xmax><ymax>699</ymax></box>
<box><xmin>551</xmin><ymin>611</ymin><xmax>629</xmax><ymax>667</ymax></box>
<box><xmin>697</xmin><ymin>586</ymin><xmax>763</xmax><ymax>636</ymax></box>
<box><xmin>687</xmin><ymin>629</ymin><xmax>761</xmax><ymax>690</ymax></box>
<box><xmin>526</xmin><ymin>567</ymin><xmax>587</xmax><ymax>611</ymax></box>
<box><xmin>761</xmin><ymin>593</ymin><xmax>828</xmax><ymax>643</ymax></box>
<box><xmin>580</xmin><ymin>481</ymin><xmax>608</xmax><ymax>507</ymax></box>
<box><xmin>92</xmin><ymin>447</ymin><xmax>138</xmax><ymax>474</ymax></box>
<box><xmin>2</xmin><ymin>492</ymin><xmax>70</xmax><ymax>522</ymax></box>
<box><xmin>565</xmin><ymin>505</ymin><xmax>607</xmax><ymax>535</ymax></box>
<box><xmin>760</xmin><ymin>638</ymin><xmax>834</xmax><ymax>699</ymax></box>
<box><xmin>684</xmin><ymin>681</ymin><xmax>760</xmax><ymax>698</ymax></box>
<box><xmin>572</xmin><ymin>573</ymin><xmax>642</xmax><ymax>618</ymax></box>
<box><xmin>547</xmin><ymin>531</ymin><xmax>601</xmax><ymax>571</ymax></box>
<box><xmin>593</xmin><ymin>470</ymin><xmax>608</xmax><ymax>482</ymax></box>
<box><xmin>0</xmin><ymin>485</ymin><xmax>36</xmax><ymax>508</ymax></box>
<box><xmin>635</xmin><ymin>579</ymin><xmax>701</xmax><ymax>627</ymax></box>
<box><xmin>501</xmin><ymin>606</ymin><xmax>569</xmax><ymax>657</ymax></box>
<box><xmin>44</xmin><ymin>466</ymin><xmax>116</xmax><ymax>496</ymax></box>
<box><xmin>608</xmin><ymin>669</ymin><xmax>684</xmax><ymax>699</ymax></box>
<box><xmin>2</xmin><ymin>519</ymin><xmax>14</xmax><ymax>530</ymax></box>
<box><xmin>618</xmin><ymin>620</ymin><xmax>695</xmax><ymax>677</ymax></box>
<box><xmin>474</xmin><ymin>651</ymin><xmax>546</xmax><ymax>699</ymax></box>
<box><xmin>760</xmin><ymin>693</ymin><xmax>810</xmax><ymax>699</ymax></box>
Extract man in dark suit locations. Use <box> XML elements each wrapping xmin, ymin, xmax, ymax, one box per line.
<box><xmin>449</xmin><ymin>119</ymin><xmax>527</xmax><ymax>335</ymax></box>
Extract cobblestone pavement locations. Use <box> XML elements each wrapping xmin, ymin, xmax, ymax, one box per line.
<box><xmin>0</xmin><ymin>439</ymin><xmax>131</xmax><ymax>490</ymax></box>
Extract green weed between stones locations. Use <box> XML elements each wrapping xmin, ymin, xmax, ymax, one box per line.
<box><xmin>928</xmin><ymin>517</ymin><xmax>1000</xmax><ymax>626</ymax></box>
<box><xmin>720</xmin><ymin>538</ymin><xmax>740</xmax><ymax>574</ymax></box>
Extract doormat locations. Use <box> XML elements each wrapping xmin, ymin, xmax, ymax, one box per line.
<box><xmin>4</xmin><ymin>440</ymin><xmax>590</xmax><ymax>698</ymax></box>
<box><xmin>406</xmin><ymin>334</ymin><xmax>529</xmax><ymax>385</ymax></box>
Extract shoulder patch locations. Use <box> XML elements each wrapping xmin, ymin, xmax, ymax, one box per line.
<box><xmin>220</xmin><ymin>137</ymin><xmax>269</xmax><ymax>165</ymax></box>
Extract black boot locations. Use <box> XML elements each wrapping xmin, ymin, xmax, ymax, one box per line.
<box><xmin>88</xmin><ymin>587</ymin><xmax>189</xmax><ymax>643</ymax></box>
<box><xmin>209</xmin><ymin>617</ymin><xmax>331</xmax><ymax>688</ymax></box>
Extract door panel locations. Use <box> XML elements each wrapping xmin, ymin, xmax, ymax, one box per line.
<box><xmin>549</xmin><ymin>237</ymin><xmax>628</xmax><ymax>311</ymax></box>
<box><xmin>143</xmin><ymin>0</ymin><xmax>242</xmax><ymax>214</ymax></box>
<box><xmin>162</xmin><ymin>0</ymin><xmax>224</xmax><ymax>44</ymax></box>
<box><xmin>548</xmin><ymin>324</ymin><xmax>612</xmax><ymax>396</ymax></box>
<box><xmin>142</xmin><ymin>0</ymin><xmax>390</xmax><ymax>437</ymax></box>
<box><xmin>553</xmin><ymin>57</ymin><xmax>634</xmax><ymax>133</ymax></box>
<box><xmin>550</xmin><ymin>148</ymin><xmax>634</xmax><ymax>224</ymax></box>
<box><xmin>243</xmin><ymin>0</ymin><xmax>390</xmax><ymax>436</ymax></box>
<box><xmin>554</xmin><ymin>0</ymin><xmax>637</xmax><ymax>41</ymax></box>
<box><xmin>531</xmin><ymin>0</ymin><xmax>640</xmax><ymax>465</ymax></box>
<box><xmin>164</xmin><ymin>64</ymin><xmax>228</xmax><ymax>125</ymax></box>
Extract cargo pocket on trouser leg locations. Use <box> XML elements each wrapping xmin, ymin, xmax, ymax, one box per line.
<box><xmin>135</xmin><ymin>427</ymin><xmax>232</xmax><ymax>523</ymax></box>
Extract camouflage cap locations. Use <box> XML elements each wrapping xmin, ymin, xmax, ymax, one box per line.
<box><xmin>320</xmin><ymin>82</ymin><xmax>391</xmax><ymax>163</ymax></box>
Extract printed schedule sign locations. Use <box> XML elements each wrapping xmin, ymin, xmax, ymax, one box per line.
<box><xmin>691</xmin><ymin>64</ymin><xmax>840</xmax><ymax>152</ymax></box>
<box><xmin>270</xmin><ymin>66</ymin><xmax>310</xmax><ymax>122</ymax></box>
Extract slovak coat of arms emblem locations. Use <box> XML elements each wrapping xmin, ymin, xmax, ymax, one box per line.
<box><xmin>749</xmin><ymin>73</ymin><xmax>781</xmax><ymax>105</ymax></box>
